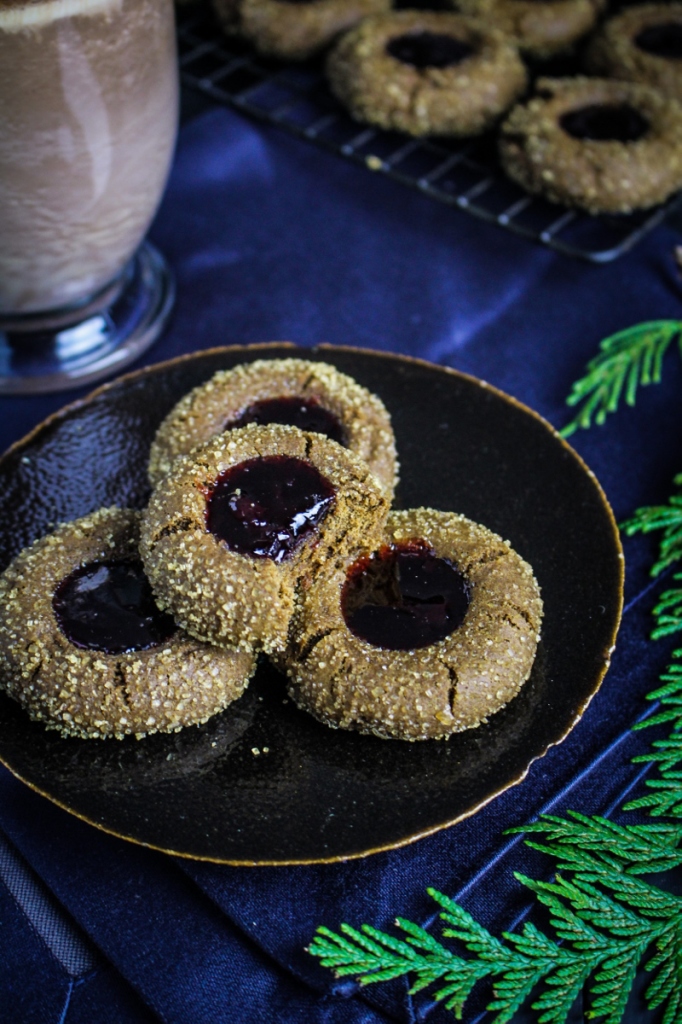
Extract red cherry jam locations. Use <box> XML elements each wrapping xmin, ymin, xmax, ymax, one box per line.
<box><xmin>387</xmin><ymin>32</ymin><xmax>475</xmax><ymax>68</ymax></box>
<box><xmin>226</xmin><ymin>396</ymin><xmax>346</xmax><ymax>446</ymax></box>
<box><xmin>342</xmin><ymin>541</ymin><xmax>470</xmax><ymax>650</ymax></box>
<box><xmin>53</xmin><ymin>561</ymin><xmax>176</xmax><ymax>654</ymax></box>
<box><xmin>205</xmin><ymin>455</ymin><xmax>336</xmax><ymax>562</ymax></box>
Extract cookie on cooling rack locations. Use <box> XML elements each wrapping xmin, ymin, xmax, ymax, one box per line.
<box><xmin>141</xmin><ymin>424</ymin><xmax>390</xmax><ymax>656</ymax></box>
<box><xmin>278</xmin><ymin>508</ymin><xmax>543</xmax><ymax>741</ymax></box>
<box><xmin>211</xmin><ymin>0</ymin><xmax>390</xmax><ymax>60</ymax></box>
<box><xmin>499</xmin><ymin>76</ymin><xmax>682</xmax><ymax>215</ymax></box>
<box><xmin>586</xmin><ymin>4</ymin><xmax>682</xmax><ymax>103</ymax></box>
<box><xmin>455</xmin><ymin>0</ymin><xmax>603</xmax><ymax>60</ymax></box>
<box><xmin>326</xmin><ymin>11</ymin><xmax>527</xmax><ymax>137</ymax></box>
<box><xmin>148</xmin><ymin>358</ymin><xmax>398</xmax><ymax>501</ymax></box>
<box><xmin>0</xmin><ymin>508</ymin><xmax>257</xmax><ymax>740</ymax></box>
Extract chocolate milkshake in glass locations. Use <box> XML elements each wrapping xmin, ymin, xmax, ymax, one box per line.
<box><xmin>0</xmin><ymin>0</ymin><xmax>179</xmax><ymax>393</ymax></box>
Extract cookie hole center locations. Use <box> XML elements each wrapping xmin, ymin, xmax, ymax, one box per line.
<box><xmin>226</xmin><ymin>396</ymin><xmax>347</xmax><ymax>446</ymax></box>
<box><xmin>386</xmin><ymin>31</ymin><xmax>475</xmax><ymax>69</ymax></box>
<box><xmin>560</xmin><ymin>102</ymin><xmax>649</xmax><ymax>142</ymax></box>
<box><xmin>635</xmin><ymin>23</ymin><xmax>682</xmax><ymax>59</ymax></box>
<box><xmin>342</xmin><ymin>541</ymin><xmax>470</xmax><ymax>650</ymax></box>
<box><xmin>205</xmin><ymin>455</ymin><xmax>336</xmax><ymax>563</ymax></box>
<box><xmin>393</xmin><ymin>0</ymin><xmax>455</xmax><ymax>10</ymax></box>
<box><xmin>53</xmin><ymin>561</ymin><xmax>176</xmax><ymax>654</ymax></box>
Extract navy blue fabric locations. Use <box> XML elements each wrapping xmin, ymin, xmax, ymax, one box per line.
<box><xmin>1</xmin><ymin>101</ymin><xmax>681</xmax><ymax>1023</ymax></box>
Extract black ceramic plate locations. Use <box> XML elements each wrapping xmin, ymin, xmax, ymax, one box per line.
<box><xmin>0</xmin><ymin>345</ymin><xmax>623</xmax><ymax>864</ymax></box>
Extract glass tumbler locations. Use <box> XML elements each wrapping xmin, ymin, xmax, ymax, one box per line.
<box><xmin>0</xmin><ymin>0</ymin><xmax>179</xmax><ymax>393</ymax></box>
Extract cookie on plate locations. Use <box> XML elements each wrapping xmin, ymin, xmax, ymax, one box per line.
<box><xmin>279</xmin><ymin>508</ymin><xmax>543</xmax><ymax>740</ymax></box>
<box><xmin>499</xmin><ymin>76</ymin><xmax>682</xmax><ymax>214</ymax></box>
<box><xmin>141</xmin><ymin>424</ymin><xmax>390</xmax><ymax>655</ymax></box>
<box><xmin>0</xmin><ymin>507</ymin><xmax>256</xmax><ymax>740</ymax></box>
<box><xmin>148</xmin><ymin>358</ymin><xmax>398</xmax><ymax>501</ymax></box>
<box><xmin>326</xmin><ymin>11</ymin><xmax>527</xmax><ymax>137</ymax></box>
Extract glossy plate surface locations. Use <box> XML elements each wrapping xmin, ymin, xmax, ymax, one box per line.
<box><xmin>0</xmin><ymin>345</ymin><xmax>623</xmax><ymax>864</ymax></box>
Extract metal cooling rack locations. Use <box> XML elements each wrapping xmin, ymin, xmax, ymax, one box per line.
<box><xmin>177</xmin><ymin>5</ymin><xmax>681</xmax><ymax>262</ymax></box>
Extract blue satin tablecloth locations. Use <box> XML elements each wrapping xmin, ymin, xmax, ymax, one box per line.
<box><xmin>1</xmin><ymin>96</ymin><xmax>682</xmax><ymax>1023</ymax></box>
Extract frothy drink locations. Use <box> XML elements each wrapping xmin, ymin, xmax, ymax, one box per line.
<box><xmin>0</xmin><ymin>0</ymin><xmax>178</xmax><ymax>316</ymax></box>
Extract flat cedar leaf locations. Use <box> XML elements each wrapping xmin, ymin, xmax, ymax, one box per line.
<box><xmin>661</xmin><ymin>988</ymin><xmax>682</xmax><ymax>1024</ymax></box>
<box><xmin>561</xmin><ymin>321</ymin><xmax>680</xmax><ymax>437</ymax></box>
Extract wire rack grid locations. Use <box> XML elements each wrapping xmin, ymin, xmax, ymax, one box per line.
<box><xmin>177</xmin><ymin>6</ymin><xmax>681</xmax><ymax>263</ymax></box>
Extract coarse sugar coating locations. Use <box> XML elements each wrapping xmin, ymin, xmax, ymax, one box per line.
<box><xmin>326</xmin><ymin>11</ymin><xmax>527</xmax><ymax>138</ymax></box>
<box><xmin>140</xmin><ymin>424</ymin><xmax>390</xmax><ymax>656</ymax></box>
<box><xmin>211</xmin><ymin>0</ymin><xmax>390</xmax><ymax>60</ymax></box>
<box><xmin>279</xmin><ymin>508</ymin><xmax>543</xmax><ymax>741</ymax></box>
<box><xmin>499</xmin><ymin>76</ymin><xmax>682</xmax><ymax>215</ymax></box>
<box><xmin>455</xmin><ymin>0</ymin><xmax>603</xmax><ymax>60</ymax></box>
<box><xmin>0</xmin><ymin>507</ymin><xmax>256</xmax><ymax>740</ymax></box>
<box><xmin>586</xmin><ymin>4</ymin><xmax>682</xmax><ymax>103</ymax></box>
<box><xmin>148</xmin><ymin>357</ymin><xmax>398</xmax><ymax>501</ymax></box>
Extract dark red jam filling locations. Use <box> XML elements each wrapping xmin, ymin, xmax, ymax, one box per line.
<box><xmin>394</xmin><ymin>0</ymin><xmax>455</xmax><ymax>10</ymax></box>
<box><xmin>342</xmin><ymin>541</ymin><xmax>470</xmax><ymax>650</ymax></box>
<box><xmin>53</xmin><ymin>561</ymin><xmax>176</xmax><ymax>654</ymax></box>
<box><xmin>560</xmin><ymin>103</ymin><xmax>649</xmax><ymax>142</ymax></box>
<box><xmin>387</xmin><ymin>31</ymin><xmax>475</xmax><ymax>69</ymax></box>
<box><xmin>226</xmin><ymin>396</ymin><xmax>347</xmax><ymax>447</ymax></box>
<box><xmin>205</xmin><ymin>455</ymin><xmax>336</xmax><ymax>562</ymax></box>
<box><xmin>635</xmin><ymin>23</ymin><xmax>682</xmax><ymax>59</ymax></box>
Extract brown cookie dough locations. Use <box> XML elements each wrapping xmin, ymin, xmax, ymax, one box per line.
<box><xmin>211</xmin><ymin>0</ymin><xmax>390</xmax><ymax>61</ymax></box>
<box><xmin>0</xmin><ymin>508</ymin><xmax>256</xmax><ymax>740</ymax></box>
<box><xmin>279</xmin><ymin>508</ymin><xmax>543</xmax><ymax>741</ymax></box>
<box><xmin>326</xmin><ymin>11</ymin><xmax>528</xmax><ymax>137</ymax></box>
<box><xmin>586</xmin><ymin>4</ymin><xmax>682</xmax><ymax>103</ymax></box>
<box><xmin>141</xmin><ymin>424</ymin><xmax>390</xmax><ymax>656</ymax></box>
<box><xmin>456</xmin><ymin>0</ymin><xmax>602</xmax><ymax>60</ymax></box>
<box><xmin>499</xmin><ymin>76</ymin><xmax>682</xmax><ymax>214</ymax></box>
<box><xmin>148</xmin><ymin>358</ymin><xmax>398</xmax><ymax>501</ymax></box>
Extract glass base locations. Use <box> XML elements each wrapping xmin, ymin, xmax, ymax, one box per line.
<box><xmin>0</xmin><ymin>242</ymin><xmax>175</xmax><ymax>395</ymax></box>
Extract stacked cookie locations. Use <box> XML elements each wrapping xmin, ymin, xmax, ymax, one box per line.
<box><xmin>209</xmin><ymin>0</ymin><xmax>682</xmax><ymax>215</ymax></box>
<box><xmin>0</xmin><ymin>357</ymin><xmax>542</xmax><ymax>742</ymax></box>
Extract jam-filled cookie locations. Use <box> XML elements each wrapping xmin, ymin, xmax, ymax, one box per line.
<box><xmin>499</xmin><ymin>76</ymin><xmax>682</xmax><ymax>214</ymax></box>
<box><xmin>586</xmin><ymin>4</ymin><xmax>682</xmax><ymax>103</ymax></box>
<box><xmin>141</xmin><ymin>424</ymin><xmax>390</xmax><ymax>655</ymax></box>
<box><xmin>211</xmin><ymin>0</ymin><xmax>390</xmax><ymax>60</ymax></box>
<box><xmin>148</xmin><ymin>358</ymin><xmax>398</xmax><ymax>501</ymax></box>
<box><xmin>0</xmin><ymin>508</ymin><xmax>256</xmax><ymax>740</ymax></box>
<box><xmin>455</xmin><ymin>0</ymin><xmax>602</xmax><ymax>60</ymax></box>
<box><xmin>279</xmin><ymin>508</ymin><xmax>542</xmax><ymax>741</ymax></box>
<box><xmin>326</xmin><ymin>11</ymin><xmax>527</xmax><ymax>137</ymax></box>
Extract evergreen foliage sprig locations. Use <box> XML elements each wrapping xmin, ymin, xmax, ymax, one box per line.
<box><xmin>309</xmin><ymin>321</ymin><xmax>682</xmax><ymax>1024</ymax></box>
<box><xmin>560</xmin><ymin>321</ymin><xmax>681</xmax><ymax>438</ymax></box>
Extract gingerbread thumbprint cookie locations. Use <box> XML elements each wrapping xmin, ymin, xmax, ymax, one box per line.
<box><xmin>326</xmin><ymin>12</ymin><xmax>527</xmax><ymax>137</ymax></box>
<box><xmin>280</xmin><ymin>509</ymin><xmax>542</xmax><ymax>741</ymax></box>
<box><xmin>0</xmin><ymin>508</ymin><xmax>256</xmax><ymax>740</ymax></box>
<box><xmin>148</xmin><ymin>358</ymin><xmax>398</xmax><ymax>502</ymax></box>
<box><xmin>499</xmin><ymin>76</ymin><xmax>682</xmax><ymax>214</ymax></box>
<box><xmin>455</xmin><ymin>0</ymin><xmax>602</xmax><ymax>61</ymax></box>
<box><xmin>211</xmin><ymin>0</ymin><xmax>390</xmax><ymax>60</ymax></box>
<box><xmin>141</xmin><ymin>424</ymin><xmax>390</xmax><ymax>655</ymax></box>
<box><xmin>586</xmin><ymin>4</ymin><xmax>682</xmax><ymax>103</ymax></box>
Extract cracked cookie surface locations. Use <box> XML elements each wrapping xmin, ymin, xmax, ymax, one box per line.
<box><xmin>499</xmin><ymin>76</ymin><xmax>682</xmax><ymax>214</ymax></box>
<box><xmin>148</xmin><ymin>357</ymin><xmax>398</xmax><ymax>501</ymax></box>
<box><xmin>0</xmin><ymin>507</ymin><xmax>256</xmax><ymax>740</ymax></box>
<box><xmin>279</xmin><ymin>508</ymin><xmax>543</xmax><ymax>740</ymax></box>
<box><xmin>141</xmin><ymin>424</ymin><xmax>390</xmax><ymax>655</ymax></box>
<box><xmin>326</xmin><ymin>11</ymin><xmax>527</xmax><ymax>138</ymax></box>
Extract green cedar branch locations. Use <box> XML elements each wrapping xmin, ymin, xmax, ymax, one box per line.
<box><xmin>561</xmin><ymin>321</ymin><xmax>681</xmax><ymax>439</ymax></box>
